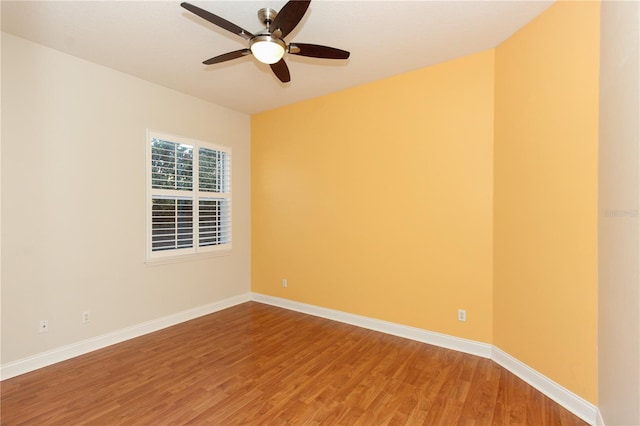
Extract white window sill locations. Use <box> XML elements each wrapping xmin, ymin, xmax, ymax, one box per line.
<box><xmin>145</xmin><ymin>249</ymin><xmax>231</xmax><ymax>266</ymax></box>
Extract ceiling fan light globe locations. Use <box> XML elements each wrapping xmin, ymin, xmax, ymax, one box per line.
<box><xmin>250</xmin><ymin>36</ymin><xmax>286</xmax><ymax>64</ymax></box>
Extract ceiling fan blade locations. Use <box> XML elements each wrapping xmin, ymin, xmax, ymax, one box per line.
<box><xmin>270</xmin><ymin>59</ymin><xmax>291</xmax><ymax>83</ymax></box>
<box><xmin>271</xmin><ymin>0</ymin><xmax>311</xmax><ymax>39</ymax></box>
<box><xmin>181</xmin><ymin>2</ymin><xmax>253</xmax><ymax>41</ymax></box>
<box><xmin>289</xmin><ymin>43</ymin><xmax>350</xmax><ymax>59</ymax></box>
<box><xmin>203</xmin><ymin>49</ymin><xmax>251</xmax><ymax>65</ymax></box>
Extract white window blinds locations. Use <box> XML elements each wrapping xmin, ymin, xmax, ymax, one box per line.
<box><xmin>147</xmin><ymin>131</ymin><xmax>231</xmax><ymax>260</ymax></box>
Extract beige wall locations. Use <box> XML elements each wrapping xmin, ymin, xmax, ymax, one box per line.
<box><xmin>598</xmin><ymin>1</ymin><xmax>640</xmax><ymax>424</ymax></box>
<box><xmin>1</xmin><ymin>33</ymin><xmax>251</xmax><ymax>363</ymax></box>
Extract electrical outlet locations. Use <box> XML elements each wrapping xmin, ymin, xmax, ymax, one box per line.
<box><xmin>282</xmin><ymin>279</ymin><xmax>288</xmax><ymax>288</ymax></box>
<box><xmin>458</xmin><ymin>309</ymin><xmax>467</xmax><ymax>322</ymax></box>
<box><xmin>39</xmin><ymin>320</ymin><xmax>49</xmax><ymax>333</ymax></box>
<box><xmin>82</xmin><ymin>311</ymin><xmax>91</xmax><ymax>323</ymax></box>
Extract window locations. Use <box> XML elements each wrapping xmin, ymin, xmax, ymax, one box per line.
<box><xmin>146</xmin><ymin>131</ymin><xmax>231</xmax><ymax>261</ymax></box>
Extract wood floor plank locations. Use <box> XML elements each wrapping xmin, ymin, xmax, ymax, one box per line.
<box><xmin>1</xmin><ymin>302</ymin><xmax>588</xmax><ymax>425</ymax></box>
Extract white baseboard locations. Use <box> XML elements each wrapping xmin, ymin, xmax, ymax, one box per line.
<box><xmin>491</xmin><ymin>347</ymin><xmax>597</xmax><ymax>425</ymax></box>
<box><xmin>250</xmin><ymin>293</ymin><xmax>493</xmax><ymax>358</ymax></box>
<box><xmin>1</xmin><ymin>291</ymin><xmax>599</xmax><ymax>426</ymax></box>
<box><xmin>251</xmin><ymin>293</ymin><xmax>598</xmax><ymax>426</ymax></box>
<box><xmin>0</xmin><ymin>293</ymin><xmax>251</xmax><ymax>380</ymax></box>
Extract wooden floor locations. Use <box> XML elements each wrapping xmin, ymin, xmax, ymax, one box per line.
<box><xmin>1</xmin><ymin>302</ymin><xmax>587</xmax><ymax>425</ymax></box>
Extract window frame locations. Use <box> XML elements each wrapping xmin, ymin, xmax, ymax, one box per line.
<box><xmin>145</xmin><ymin>130</ymin><xmax>231</xmax><ymax>263</ymax></box>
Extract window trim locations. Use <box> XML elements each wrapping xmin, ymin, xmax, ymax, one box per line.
<box><xmin>145</xmin><ymin>130</ymin><xmax>231</xmax><ymax>264</ymax></box>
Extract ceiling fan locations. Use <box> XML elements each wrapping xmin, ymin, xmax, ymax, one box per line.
<box><xmin>181</xmin><ymin>0</ymin><xmax>350</xmax><ymax>83</ymax></box>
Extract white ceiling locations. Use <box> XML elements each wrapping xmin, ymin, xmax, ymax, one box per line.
<box><xmin>1</xmin><ymin>0</ymin><xmax>554</xmax><ymax>115</ymax></box>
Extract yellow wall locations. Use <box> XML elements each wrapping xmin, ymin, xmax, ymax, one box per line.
<box><xmin>252</xmin><ymin>50</ymin><xmax>495</xmax><ymax>343</ymax></box>
<box><xmin>252</xmin><ymin>0</ymin><xmax>600</xmax><ymax>404</ymax></box>
<box><xmin>493</xmin><ymin>1</ymin><xmax>600</xmax><ymax>404</ymax></box>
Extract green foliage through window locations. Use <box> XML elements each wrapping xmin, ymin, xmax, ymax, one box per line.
<box><xmin>151</xmin><ymin>139</ymin><xmax>193</xmax><ymax>190</ymax></box>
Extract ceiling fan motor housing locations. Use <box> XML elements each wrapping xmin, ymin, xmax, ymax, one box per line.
<box><xmin>257</xmin><ymin>8</ymin><xmax>278</xmax><ymax>27</ymax></box>
<box><xmin>249</xmin><ymin>7</ymin><xmax>286</xmax><ymax>64</ymax></box>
